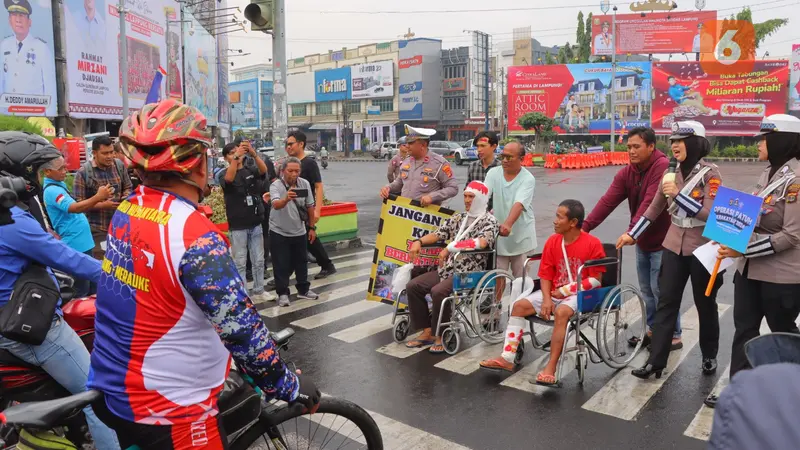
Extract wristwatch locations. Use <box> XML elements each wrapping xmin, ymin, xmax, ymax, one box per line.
<box><xmin>309</xmin><ymin>226</ymin><xmax>317</xmax><ymax>231</ymax></box>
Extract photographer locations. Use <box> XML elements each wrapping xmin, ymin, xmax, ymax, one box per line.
<box><xmin>219</xmin><ymin>140</ymin><xmax>275</xmax><ymax>302</ymax></box>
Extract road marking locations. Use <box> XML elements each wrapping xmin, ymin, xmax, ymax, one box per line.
<box><xmin>260</xmin><ymin>255</ymin><xmax>373</xmax><ymax>285</ymax></box>
<box><xmin>291</xmin><ymin>300</ymin><xmax>384</xmax><ymax>329</ymax></box>
<box><xmin>330</xmin><ymin>313</ymin><xmax>395</xmax><ymax>343</ymax></box>
<box><xmin>581</xmin><ymin>303</ymin><xmax>730</xmax><ymax>421</ymax></box>
<box><xmin>259</xmin><ymin>282</ymin><xmax>367</xmax><ymax>318</ymax></box>
<box><xmin>375</xmin><ymin>331</ymin><xmax>431</xmax><ymax>358</ymax></box>
<box><xmin>329</xmin><ymin>249</ymin><xmax>373</xmax><ymax>261</ymax></box>
<box><xmin>683</xmin><ymin>320</ymin><xmax>771</xmax><ymax>441</ymax></box>
<box><xmin>435</xmin><ymin>335</ymin><xmax>531</xmax><ymax>376</ymax></box>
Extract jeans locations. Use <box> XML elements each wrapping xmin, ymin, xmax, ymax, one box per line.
<box><xmin>230</xmin><ymin>226</ymin><xmax>265</xmax><ymax>296</ymax></box>
<box><xmin>73</xmin><ymin>249</ymin><xmax>98</xmax><ymax>298</ymax></box>
<box><xmin>0</xmin><ymin>317</ymin><xmax>119</xmax><ymax>449</ymax></box>
<box><xmin>636</xmin><ymin>246</ymin><xmax>681</xmax><ymax>338</ymax></box>
<box><xmin>270</xmin><ymin>231</ymin><xmax>310</xmax><ymax>296</ymax></box>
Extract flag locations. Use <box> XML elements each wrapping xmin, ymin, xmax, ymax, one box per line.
<box><xmin>145</xmin><ymin>66</ymin><xmax>168</xmax><ymax>105</ymax></box>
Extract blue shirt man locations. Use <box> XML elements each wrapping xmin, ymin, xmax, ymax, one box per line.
<box><xmin>43</xmin><ymin>177</ymin><xmax>94</xmax><ymax>254</ymax></box>
<box><xmin>668</xmin><ymin>83</ymin><xmax>690</xmax><ymax>104</ymax></box>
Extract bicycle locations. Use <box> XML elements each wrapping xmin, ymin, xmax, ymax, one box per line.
<box><xmin>0</xmin><ymin>327</ymin><xmax>383</xmax><ymax>450</ymax></box>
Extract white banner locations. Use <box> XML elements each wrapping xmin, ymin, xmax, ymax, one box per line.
<box><xmin>183</xmin><ymin>11</ymin><xmax>217</xmax><ymax>125</ymax></box>
<box><xmin>791</xmin><ymin>44</ymin><xmax>800</xmax><ymax>112</ymax></box>
<box><xmin>351</xmin><ymin>60</ymin><xmax>393</xmax><ymax>99</ymax></box>
<box><xmin>287</xmin><ymin>72</ymin><xmax>315</xmax><ymax>104</ymax></box>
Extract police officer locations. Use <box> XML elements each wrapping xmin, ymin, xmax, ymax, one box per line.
<box><xmin>380</xmin><ymin>125</ymin><xmax>458</xmax><ymax>206</ymax></box>
<box><xmin>619</xmin><ymin>121</ymin><xmax>724</xmax><ymax>382</ymax></box>
<box><xmin>708</xmin><ymin>115</ymin><xmax>800</xmax><ymax>407</ymax></box>
<box><xmin>1</xmin><ymin>0</ymin><xmax>54</xmax><ymax>95</ymax></box>
<box><xmin>387</xmin><ymin>136</ymin><xmax>409</xmax><ymax>183</ymax></box>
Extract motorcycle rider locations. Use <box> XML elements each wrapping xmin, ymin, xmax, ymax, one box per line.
<box><xmin>0</xmin><ymin>131</ymin><xmax>120</xmax><ymax>449</ymax></box>
<box><xmin>87</xmin><ymin>100</ymin><xmax>321</xmax><ymax>449</ymax></box>
<box><xmin>320</xmin><ymin>146</ymin><xmax>329</xmax><ymax>169</ymax></box>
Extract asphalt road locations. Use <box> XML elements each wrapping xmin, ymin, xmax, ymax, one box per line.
<box><xmin>257</xmin><ymin>159</ymin><xmax>768</xmax><ymax>450</ymax></box>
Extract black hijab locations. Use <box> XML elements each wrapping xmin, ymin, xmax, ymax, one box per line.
<box><xmin>678</xmin><ymin>135</ymin><xmax>711</xmax><ymax>179</ymax></box>
<box><xmin>765</xmin><ymin>132</ymin><xmax>800</xmax><ymax>180</ymax></box>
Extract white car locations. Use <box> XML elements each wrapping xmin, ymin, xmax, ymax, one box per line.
<box><xmin>370</xmin><ymin>142</ymin><xmax>398</xmax><ymax>159</ymax></box>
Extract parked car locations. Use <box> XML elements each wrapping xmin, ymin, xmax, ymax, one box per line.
<box><xmin>428</xmin><ymin>141</ymin><xmax>464</xmax><ymax>160</ymax></box>
<box><xmin>370</xmin><ymin>142</ymin><xmax>398</xmax><ymax>159</ymax></box>
<box><xmin>462</xmin><ymin>138</ymin><xmax>505</xmax><ymax>164</ymax></box>
<box><xmin>257</xmin><ymin>146</ymin><xmax>275</xmax><ymax>160</ymax></box>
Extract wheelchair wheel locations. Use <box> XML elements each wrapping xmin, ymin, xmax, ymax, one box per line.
<box><xmin>596</xmin><ymin>284</ymin><xmax>647</xmax><ymax>369</ymax></box>
<box><xmin>470</xmin><ymin>269</ymin><xmax>515</xmax><ymax>344</ymax></box>
<box><xmin>576</xmin><ymin>352</ymin><xmax>587</xmax><ymax>385</ymax></box>
<box><xmin>393</xmin><ymin>317</ymin><xmax>410</xmax><ymax>344</ymax></box>
<box><xmin>442</xmin><ymin>328</ymin><xmax>460</xmax><ymax>355</ymax></box>
<box><xmin>514</xmin><ymin>340</ymin><xmax>525</xmax><ymax>365</ymax></box>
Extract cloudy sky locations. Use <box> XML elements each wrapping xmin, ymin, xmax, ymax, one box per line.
<box><xmin>224</xmin><ymin>0</ymin><xmax>799</xmax><ymax>72</ymax></box>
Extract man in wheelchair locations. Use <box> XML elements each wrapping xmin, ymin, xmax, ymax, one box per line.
<box><xmin>480</xmin><ymin>200</ymin><xmax>606</xmax><ymax>384</ymax></box>
<box><xmin>405</xmin><ymin>181</ymin><xmax>499</xmax><ymax>353</ymax></box>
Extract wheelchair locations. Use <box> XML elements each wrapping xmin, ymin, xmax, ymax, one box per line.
<box><xmin>481</xmin><ymin>243</ymin><xmax>647</xmax><ymax>385</ymax></box>
<box><xmin>391</xmin><ymin>234</ymin><xmax>514</xmax><ymax>355</ymax></box>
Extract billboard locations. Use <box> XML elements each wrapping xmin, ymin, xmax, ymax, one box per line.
<box><xmin>166</xmin><ymin>8</ymin><xmax>182</xmax><ymax>100</ymax></box>
<box><xmin>314</xmin><ymin>67</ymin><xmax>351</xmax><ymax>102</ymax></box>
<box><xmin>652</xmin><ymin>61</ymin><xmax>789</xmax><ymax>136</ymax></box>
<box><xmin>230</xmin><ymin>79</ymin><xmax>258</xmax><ymax>130</ymax></box>
<box><xmin>507</xmin><ymin>62</ymin><xmax>652</xmax><ymax>135</ymax></box>
<box><xmin>0</xmin><ymin>0</ymin><xmax>58</xmax><ymax>116</ymax></box>
<box><xmin>791</xmin><ymin>44</ymin><xmax>800</xmax><ymax>112</ymax></box>
<box><xmin>351</xmin><ymin>61</ymin><xmax>394</xmax><ymax>99</ymax></box>
<box><xmin>287</xmin><ymin>72</ymin><xmax>314</xmax><ymax>104</ymax></box>
<box><xmin>216</xmin><ymin>0</ymin><xmax>229</xmax><ymax>125</ymax></box>
<box><xmin>592</xmin><ymin>11</ymin><xmax>716</xmax><ymax>56</ymax></box>
<box><xmin>260</xmin><ymin>80</ymin><xmax>273</xmax><ymax>129</ymax></box>
<box><xmin>512</xmin><ymin>27</ymin><xmax>531</xmax><ymax>68</ymax></box>
<box><xmin>184</xmin><ymin>11</ymin><xmax>217</xmax><ymax>126</ymax></box>
<box><xmin>398</xmin><ymin>38</ymin><xmax>442</xmax><ymax>121</ymax></box>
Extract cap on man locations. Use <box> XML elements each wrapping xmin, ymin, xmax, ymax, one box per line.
<box><xmin>2</xmin><ymin>0</ymin><xmax>54</xmax><ymax>96</ymax></box>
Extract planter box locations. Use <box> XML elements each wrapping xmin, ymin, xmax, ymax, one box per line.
<box><xmin>317</xmin><ymin>202</ymin><xmax>358</xmax><ymax>244</ymax></box>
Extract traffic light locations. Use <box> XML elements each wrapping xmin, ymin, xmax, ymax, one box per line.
<box><xmin>244</xmin><ymin>0</ymin><xmax>274</xmax><ymax>32</ymax></box>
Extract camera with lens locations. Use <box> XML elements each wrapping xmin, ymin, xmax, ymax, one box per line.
<box><xmin>0</xmin><ymin>173</ymin><xmax>28</xmax><ymax>226</ymax></box>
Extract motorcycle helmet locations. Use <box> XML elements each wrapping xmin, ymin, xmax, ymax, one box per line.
<box><xmin>0</xmin><ymin>131</ymin><xmax>62</xmax><ymax>199</ymax></box>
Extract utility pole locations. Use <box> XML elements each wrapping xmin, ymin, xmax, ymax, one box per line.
<box><xmin>119</xmin><ymin>0</ymin><xmax>129</xmax><ymax>118</ymax></box>
<box><xmin>271</xmin><ymin>0</ymin><xmax>288</xmax><ymax>157</ymax></box>
<box><xmin>610</xmin><ymin>5</ymin><xmax>617</xmax><ymax>151</ymax></box>
<box><xmin>51</xmin><ymin>3</ymin><xmax>67</xmax><ymax>134</ymax></box>
<box><xmin>484</xmin><ymin>33</ymin><xmax>489</xmax><ymax>131</ymax></box>
<box><xmin>499</xmin><ymin>66</ymin><xmax>506</xmax><ymax>138</ymax></box>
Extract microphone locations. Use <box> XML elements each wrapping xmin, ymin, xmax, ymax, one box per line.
<box><xmin>662</xmin><ymin>158</ymin><xmax>678</xmax><ymax>198</ymax></box>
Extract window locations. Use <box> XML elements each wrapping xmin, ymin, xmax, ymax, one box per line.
<box><xmin>316</xmin><ymin>102</ymin><xmax>333</xmax><ymax>115</ymax></box>
<box><xmin>615</xmin><ymin>78</ymin><xmax>622</xmax><ymax>88</ymax></box>
<box><xmin>371</xmin><ymin>98</ymin><xmax>393</xmax><ymax>112</ymax></box>
<box><xmin>344</xmin><ymin>100</ymin><xmax>361</xmax><ymax>114</ymax></box>
<box><xmin>291</xmin><ymin>104</ymin><xmax>307</xmax><ymax>116</ymax></box>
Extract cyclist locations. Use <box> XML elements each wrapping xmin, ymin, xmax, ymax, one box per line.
<box><xmin>88</xmin><ymin>100</ymin><xmax>320</xmax><ymax>449</ymax></box>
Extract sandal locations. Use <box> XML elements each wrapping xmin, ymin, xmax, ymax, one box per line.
<box><xmin>429</xmin><ymin>343</ymin><xmax>445</xmax><ymax>354</ymax></box>
<box><xmin>405</xmin><ymin>338</ymin><xmax>434</xmax><ymax>348</ymax></box>
<box><xmin>534</xmin><ymin>371</ymin><xmax>559</xmax><ymax>387</ymax></box>
<box><xmin>479</xmin><ymin>357</ymin><xmax>515</xmax><ymax>372</ymax></box>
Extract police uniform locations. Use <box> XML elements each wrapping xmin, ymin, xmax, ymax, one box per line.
<box><xmin>387</xmin><ymin>136</ymin><xmax>408</xmax><ymax>183</ymax></box>
<box><xmin>385</xmin><ymin>125</ymin><xmax>458</xmax><ymax>204</ymax></box>
<box><xmin>728</xmin><ymin>114</ymin><xmax>800</xmax><ymax>378</ymax></box>
<box><xmin>628</xmin><ymin>121</ymin><xmax>723</xmax><ymax>376</ymax></box>
<box><xmin>0</xmin><ymin>0</ymin><xmax>54</xmax><ymax>96</ymax></box>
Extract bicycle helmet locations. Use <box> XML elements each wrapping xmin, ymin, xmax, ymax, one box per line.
<box><xmin>0</xmin><ymin>131</ymin><xmax>61</xmax><ymax>183</ymax></box>
<box><xmin>118</xmin><ymin>99</ymin><xmax>212</xmax><ymax>175</ymax></box>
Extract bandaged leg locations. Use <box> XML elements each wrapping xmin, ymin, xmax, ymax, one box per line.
<box><xmin>500</xmin><ymin>291</ymin><xmax>543</xmax><ymax>363</ymax></box>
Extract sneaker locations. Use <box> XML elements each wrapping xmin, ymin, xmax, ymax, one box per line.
<box><xmin>278</xmin><ymin>295</ymin><xmax>291</xmax><ymax>307</ymax></box>
<box><xmin>315</xmin><ymin>267</ymin><xmax>337</xmax><ymax>280</ymax></box>
<box><xmin>297</xmin><ymin>290</ymin><xmax>319</xmax><ymax>300</ymax></box>
<box><xmin>252</xmin><ymin>291</ymin><xmax>277</xmax><ymax>303</ymax></box>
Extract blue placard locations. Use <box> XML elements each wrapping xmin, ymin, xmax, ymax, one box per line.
<box><xmin>314</xmin><ymin>67</ymin><xmax>351</xmax><ymax>102</ymax></box>
<box><xmin>702</xmin><ymin>186</ymin><xmax>762</xmax><ymax>254</ymax></box>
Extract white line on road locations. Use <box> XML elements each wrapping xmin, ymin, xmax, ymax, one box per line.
<box><xmin>259</xmin><ymin>280</ymin><xmax>368</xmax><ymax>318</ymax></box>
<box><xmin>330</xmin><ymin>313</ymin><xmax>395</xmax><ymax>343</ymax></box>
<box><xmin>291</xmin><ymin>300</ymin><xmax>385</xmax><ymax>329</ymax></box>
<box><xmin>435</xmin><ymin>335</ymin><xmax>531</xmax><ymax>376</ymax></box>
<box><xmin>261</xmin><ymin>255</ymin><xmax>373</xmax><ymax>285</ymax></box>
<box><xmin>581</xmin><ymin>303</ymin><xmax>730</xmax><ymax>421</ymax></box>
<box><xmin>375</xmin><ymin>331</ymin><xmax>431</xmax><ymax>359</ymax></box>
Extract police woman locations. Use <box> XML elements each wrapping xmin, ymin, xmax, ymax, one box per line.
<box><xmin>708</xmin><ymin>115</ymin><xmax>800</xmax><ymax>408</ymax></box>
<box><xmin>618</xmin><ymin>121</ymin><xmax>724</xmax><ymax>379</ymax></box>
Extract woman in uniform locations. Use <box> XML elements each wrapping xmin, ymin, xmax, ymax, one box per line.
<box><xmin>618</xmin><ymin>120</ymin><xmax>724</xmax><ymax>380</ymax></box>
<box><xmin>708</xmin><ymin>114</ymin><xmax>800</xmax><ymax>408</ymax></box>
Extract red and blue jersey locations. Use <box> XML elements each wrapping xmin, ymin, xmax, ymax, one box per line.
<box><xmin>88</xmin><ymin>185</ymin><xmax>298</xmax><ymax>425</ymax></box>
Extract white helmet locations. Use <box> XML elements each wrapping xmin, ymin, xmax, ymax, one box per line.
<box><xmin>669</xmin><ymin>120</ymin><xmax>706</xmax><ymax>140</ymax></box>
<box><xmin>756</xmin><ymin>114</ymin><xmax>800</xmax><ymax>136</ymax></box>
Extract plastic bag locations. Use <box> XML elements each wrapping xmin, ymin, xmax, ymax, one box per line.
<box><xmin>391</xmin><ymin>263</ymin><xmax>414</xmax><ymax>295</ymax></box>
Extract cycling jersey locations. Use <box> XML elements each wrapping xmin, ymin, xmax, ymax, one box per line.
<box><xmin>88</xmin><ymin>185</ymin><xmax>298</xmax><ymax>425</ymax></box>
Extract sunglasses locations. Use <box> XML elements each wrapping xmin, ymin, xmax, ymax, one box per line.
<box><xmin>285</xmin><ymin>141</ymin><xmax>297</xmax><ymax>147</ymax></box>
<box><xmin>499</xmin><ymin>154</ymin><xmax>517</xmax><ymax>161</ymax></box>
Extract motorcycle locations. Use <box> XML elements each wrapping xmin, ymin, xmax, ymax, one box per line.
<box><xmin>321</xmin><ymin>156</ymin><xmax>329</xmax><ymax>169</ymax></box>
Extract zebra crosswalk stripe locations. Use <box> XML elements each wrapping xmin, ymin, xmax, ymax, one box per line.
<box><xmin>260</xmin><ymin>281</ymin><xmax>368</xmax><ymax>318</ymax></box>
<box><xmin>330</xmin><ymin>313</ymin><xmax>395</xmax><ymax>343</ymax></box>
<box><xmin>375</xmin><ymin>332</ymin><xmax>431</xmax><ymax>358</ymax></box>
<box><xmin>291</xmin><ymin>300</ymin><xmax>385</xmax><ymax>329</ymax></box>
<box><xmin>262</xmin><ymin>255</ymin><xmax>373</xmax><ymax>284</ymax></box>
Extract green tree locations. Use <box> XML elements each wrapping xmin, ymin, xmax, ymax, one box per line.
<box><xmin>517</xmin><ymin>112</ymin><xmax>558</xmax><ymax>154</ymax></box>
<box><xmin>564</xmin><ymin>42</ymin><xmax>574</xmax><ymax>62</ymax></box>
<box><xmin>0</xmin><ymin>116</ymin><xmax>44</xmax><ymax>135</ymax></box>
<box><xmin>544</xmin><ymin>50</ymin><xmax>556</xmax><ymax>65</ymax></box>
<box><xmin>585</xmin><ymin>12</ymin><xmax>593</xmax><ymax>57</ymax></box>
<box><xmin>576</xmin><ymin>11</ymin><xmax>591</xmax><ymax>63</ymax></box>
<box><xmin>233</xmin><ymin>129</ymin><xmax>245</xmax><ymax>139</ymax></box>
<box><xmin>731</xmin><ymin>7</ymin><xmax>788</xmax><ymax>49</ymax></box>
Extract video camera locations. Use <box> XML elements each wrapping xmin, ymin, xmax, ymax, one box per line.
<box><xmin>0</xmin><ymin>172</ymin><xmax>28</xmax><ymax>226</ymax></box>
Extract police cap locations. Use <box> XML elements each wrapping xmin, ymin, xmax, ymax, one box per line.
<box><xmin>5</xmin><ymin>0</ymin><xmax>31</xmax><ymax>15</ymax></box>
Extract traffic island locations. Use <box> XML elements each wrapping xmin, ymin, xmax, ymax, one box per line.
<box><xmin>317</xmin><ymin>202</ymin><xmax>362</xmax><ymax>251</ymax></box>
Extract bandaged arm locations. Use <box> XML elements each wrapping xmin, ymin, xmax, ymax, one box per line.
<box><xmin>556</xmin><ymin>277</ymin><xmax>602</xmax><ymax>297</ymax></box>
<box><xmin>446</xmin><ymin>237</ymin><xmax>488</xmax><ymax>253</ymax></box>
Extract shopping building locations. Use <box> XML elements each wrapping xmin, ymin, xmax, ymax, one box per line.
<box><xmin>229</xmin><ymin>64</ymin><xmax>274</xmax><ymax>140</ymax></box>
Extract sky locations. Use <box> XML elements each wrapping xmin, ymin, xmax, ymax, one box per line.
<box><xmin>223</xmin><ymin>0</ymin><xmax>800</xmax><ymax>73</ymax></box>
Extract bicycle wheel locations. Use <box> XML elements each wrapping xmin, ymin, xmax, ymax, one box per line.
<box><xmin>231</xmin><ymin>397</ymin><xmax>383</xmax><ymax>450</ymax></box>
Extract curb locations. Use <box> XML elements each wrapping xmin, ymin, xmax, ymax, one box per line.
<box><xmin>331</xmin><ymin>158</ymin><xmax>384</xmax><ymax>162</ymax></box>
<box><xmin>323</xmin><ymin>237</ymin><xmax>363</xmax><ymax>253</ymax></box>
<box><xmin>706</xmin><ymin>157</ymin><xmax>759</xmax><ymax>163</ymax></box>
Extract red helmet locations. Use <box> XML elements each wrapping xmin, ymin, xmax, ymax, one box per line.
<box><xmin>119</xmin><ymin>100</ymin><xmax>212</xmax><ymax>174</ymax></box>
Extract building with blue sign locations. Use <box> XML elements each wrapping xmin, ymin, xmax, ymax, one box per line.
<box><xmin>229</xmin><ymin>64</ymin><xmax>274</xmax><ymax>140</ymax></box>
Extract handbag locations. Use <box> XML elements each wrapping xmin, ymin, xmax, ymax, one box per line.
<box><xmin>0</xmin><ymin>264</ymin><xmax>60</xmax><ymax>345</ymax></box>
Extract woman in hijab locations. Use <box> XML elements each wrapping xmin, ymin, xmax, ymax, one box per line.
<box><xmin>618</xmin><ymin>120</ymin><xmax>724</xmax><ymax>385</ymax></box>
<box><xmin>403</xmin><ymin>181</ymin><xmax>499</xmax><ymax>354</ymax></box>
<box><xmin>708</xmin><ymin>114</ymin><xmax>800</xmax><ymax>408</ymax></box>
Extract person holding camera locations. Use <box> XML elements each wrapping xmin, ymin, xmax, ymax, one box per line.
<box><xmin>219</xmin><ymin>140</ymin><xmax>275</xmax><ymax>302</ymax></box>
<box><xmin>267</xmin><ymin>157</ymin><xmax>319</xmax><ymax>307</ymax></box>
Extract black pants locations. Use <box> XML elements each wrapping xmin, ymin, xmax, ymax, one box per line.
<box><xmin>270</xmin><ymin>231</ymin><xmax>310</xmax><ymax>296</ymax></box>
<box><xmin>307</xmin><ymin>234</ymin><xmax>334</xmax><ymax>270</ymax></box>
<box><xmin>262</xmin><ymin>206</ymin><xmax>271</xmax><ymax>262</ymax></box>
<box><xmin>406</xmin><ymin>270</ymin><xmax>454</xmax><ymax>336</ymax></box>
<box><xmin>730</xmin><ymin>266</ymin><xmax>800</xmax><ymax>377</ymax></box>
<box><xmin>647</xmin><ymin>249</ymin><xmax>723</xmax><ymax>368</ymax></box>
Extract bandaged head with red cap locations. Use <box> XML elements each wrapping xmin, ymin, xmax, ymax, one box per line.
<box><xmin>464</xmin><ymin>180</ymin><xmax>490</xmax><ymax>218</ymax></box>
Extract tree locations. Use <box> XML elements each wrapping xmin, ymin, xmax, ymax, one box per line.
<box><xmin>233</xmin><ymin>129</ymin><xmax>246</xmax><ymax>139</ymax></box>
<box><xmin>564</xmin><ymin>42</ymin><xmax>574</xmax><ymax>62</ymax></box>
<box><xmin>577</xmin><ymin>12</ymin><xmax>586</xmax><ymax>59</ymax></box>
<box><xmin>576</xmin><ymin>11</ymin><xmax>591</xmax><ymax>63</ymax></box>
<box><xmin>585</xmin><ymin>12</ymin><xmax>593</xmax><ymax>56</ymax></box>
<box><xmin>518</xmin><ymin>112</ymin><xmax>559</xmax><ymax>154</ymax></box>
<box><xmin>732</xmin><ymin>7</ymin><xmax>788</xmax><ymax>49</ymax></box>
<box><xmin>544</xmin><ymin>50</ymin><xmax>557</xmax><ymax>65</ymax></box>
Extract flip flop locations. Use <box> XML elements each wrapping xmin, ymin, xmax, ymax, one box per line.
<box><xmin>429</xmin><ymin>344</ymin><xmax>445</xmax><ymax>354</ymax></box>
<box><xmin>405</xmin><ymin>339</ymin><xmax>435</xmax><ymax>349</ymax></box>
<box><xmin>479</xmin><ymin>357</ymin><xmax>515</xmax><ymax>372</ymax></box>
<box><xmin>534</xmin><ymin>371</ymin><xmax>559</xmax><ymax>387</ymax></box>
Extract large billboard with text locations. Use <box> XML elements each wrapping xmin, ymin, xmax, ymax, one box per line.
<box><xmin>592</xmin><ymin>11</ymin><xmax>716</xmax><ymax>56</ymax></box>
<box><xmin>507</xmin><ymin>62</ymin><xmax>652</xmax><ymax>135</ymax></box>
<box><xmin>791</xmin><ymin>44</ymin><xmax>800</xmax><ymax>112</ymax></box>
<box><xmin>398</xmin><ymin>38</ymin><xmax>441</xmax><ymax>121</ymax></box>
<box><xmin>314</xmin><ymin>67</ymin><xmax>351</xmax><ymax>102</ymax></box>
<box><xmin>230</xmin><ymin>79</ymin><xmax>258</xmax><ymax>130</ymax></box>
<box><xmin>351</xmin><ymin>61</ymin><xmax>394</xmax><ymax>99</ymax></box>
<box><xmin>652</xmin><ymin>61</ymin><xmax>789</xmax><ymax>136</ymax></box>
<box><xmin>184</xmin><ymin>11</ymin><xmax>217</xmax><ymax>126</ymax></box>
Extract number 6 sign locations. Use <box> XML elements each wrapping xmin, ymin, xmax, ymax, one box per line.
<box><xmin>699</xmin><ymin>20</ymin><xmax>756</xmax><ymax>75</ymax></box>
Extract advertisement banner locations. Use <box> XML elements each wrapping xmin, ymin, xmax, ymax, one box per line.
<box><xmin>398</xmin><ymin>39</ymin><xmax>442</xmax><ymax>121</ymax></box>
<box><xmin>0</xmin><ymin>0</ymin><xmax>57</xmax><ymax>116</ymax></box>
<box><xmin>230</xmin><ymin>80</ymin><xmax>258</xmax><ymax>130</ymax></box>
<box><xmin>216</xmin><ymin>1</ymin><xmax>229</xmax><ymax>125</ymax></box>
<box><xmin>314</xmin><ymin>67</ymin><xmax>351</xmax><ymax>102</ymax></box>
<box><xmin>791</xmin><ymin>44</ymin><xmax>800</xmax><ymax>112</ymax></box>
<box><xmin>652</xmin><ymin>61</ymin><xmax>788</xmax><ymax>136</ymax></box>
<box><xmin>367</xmin><ymin>196</ymin><xmax>454</xmax><ymax>305</ymax></box>
<box><xmin>351</xmin><ymin>61</ymin><xmax>393</xmax><ymax>99</ymax></box>
<box><xmin>591</xmin><ymin>11</ymin><xmax>716</xmax><ymax>56</ymax></box>
<box><xmin>183</xmin><ymin>11</ymin><xmax>217</xmax><ymax>126</ymax></box>
<box><xmin>165</xmin><ymin>6</ymin><xmax>181</xmax><ymax>100</ymax></box>
<box><xmin>507</xmin><ymin>62</ymin><xmax>652</xmax><ymax>135</ymax></box>
<box><xmin>287</xmin><ymin>72</ymin><xmax>314</xmax><ymax>104</ymax></box>
<box><xmin>703</xmin><ymin>186</ymin><xmax>761</xmax><ymax>254</ymax></box>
